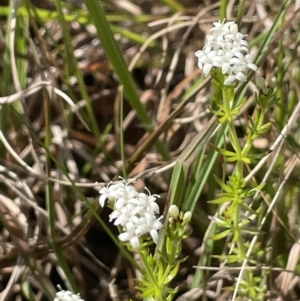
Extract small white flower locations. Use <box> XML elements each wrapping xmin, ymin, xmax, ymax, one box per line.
<box><xmin>99</xmin><ymin>182</ymin><xmax>139</xmax><ymax>207</ymax></box>
<box><xmin>99</xmin><ymin>182</ymin><xmax>123</xmax><ymax>207</ymax></box>
<box><xmin>210</xmin><ymin>21</ymin><xmax>234</xmax><ymax>35</ymax></box>
<box><xmin>118</xmin><ymin>220</ymin><xmax>141</xmax><ymax>249</ymax></box>
<box><xmin>195</xmin><ymin>50</ymin><xmax>218</xmax><ymax>76</ymax></box>
<box><xmin>99</xmin><ymin>185</ymin><xmax>114</xmax><ymax>207</ymax></box>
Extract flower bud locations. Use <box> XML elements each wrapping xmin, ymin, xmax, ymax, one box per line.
<box><xmin>183</xmin><ymin>211</ymin><xmax>192</xmax><ymax>223</ymax></box>
<box><xmin>269</xmin><ymin>77</ymin><xmax>277</xmax><ymax>88</ymax></box>
<box><xmin>169</xmin><ymin>205</ymin><xmax>179</xmax><ymax>219</ymax></box>
<box><xmin>255</xmin><ymin>76</ymin><xmax>265</xmax><ymax>90</ymax></box>
<box><xmin>262</xmin><ymin>86</ymin><xmax>269</xmax><ymax>96</ymax></box>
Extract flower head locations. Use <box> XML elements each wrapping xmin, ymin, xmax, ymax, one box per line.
<box><xmin>54</xmin><ymin>288</ymin><xmax>84</xmax><ymax>301</ymax></box>
<box><xmin>99</xmin><ymin>180</ymin><xmax>163</xmax><ymax>249</ymax></box>
<box><xmin>195</xmin><ymin>20</ymin><xmax>257</xmax><ymax>85</ymax></box>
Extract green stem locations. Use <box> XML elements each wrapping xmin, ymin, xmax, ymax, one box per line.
<box><xmin>233</xmin><ymin>202</ymin><xmax>246</xmax><ymax>261</ymax></box>
<box><xmin>223</xmin><ymin>86</ymin><xmax>232</xmax><ymax>116</ymax></box>
<box><xmin>236</xmin><ymin>0</ymin><xmax>246</xmax><ymax>26</ymax></box>
<box><xmin>156</xmin><ymin>264</ymin><xmax>172</xmax><ymax>301</ymax></box>
<box><xmin>223</xmin><ymin>87</ymin><xmax>244</xmax><ymax>175</ymax></box>
<box><xmin>222</xmin><ymin>86</ymin><xmax>249</xmax><ymax>285</ymax></box>
<box><xmin>220</xmin><ymin>0</ymin><xmax>227</xmax><ymax>20</ymax></box>
<box><xmin>139</xmin><ymin>247</ymin><xmax>176</xmax><ymax>301</ymax></box>
<box><xmin>229</xmin><ymin>122</ymin><xmax>244</xmax><ymax>175</ymax></box>
<box><xmin>139</xmin><ymin>250</ymin><xmax>158</xmax><ymax>287</ymax></box>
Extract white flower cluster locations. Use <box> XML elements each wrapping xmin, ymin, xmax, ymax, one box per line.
<box><xmin>99</xmin><ymin>181</ymin><xmax>163</xmax><ymax>249</ymax></box>
<box><xmin>195</xmin><ymin>20</ymin><xmax>257</xmax><ymax>85</ymax></box>
<box><xmin>54</xmin><ymin>289</ymin><xmax>84</xmax><ymax>301</ymax></box>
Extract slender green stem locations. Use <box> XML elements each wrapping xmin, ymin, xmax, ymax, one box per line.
<box><xmin>236</xmin><ymin>0</ymin><xmax>245</xmax><ymax>25</ymax></box>
<box><xmin>229</xmin><ymin>122</ymin><xmax>244</xmax><ymax>175</ymax></box>
<box><xmin>139</xmin><ymin>250</ymin><xmax>158</xmax><ymax>286</ymax></box>
<box><xmin>223</xmin><ymin>88</ymin><xmax>231</xmax><ymax>117</ymax></box>
<box><xmin>119</xmin><ymin>87</ymin><xmax>127</xmax><ymax>179</ymax></box>
<box><xmin>233</xmin><ymin>202</ymin><xmax>246</xmax><ymax>261</ymax></box>
<box><xmin>138</xmin><ymin>247</ymin><xmax>177</xmax><ymax>301</ymax></box>
<box><xmin>54</xmin><ymin>0</ymin><xmax>101</xmax><ymax>142</ymax></box>
<box><xmin>44</xmin><ymin>88</ymin><xmax>78</xmax><ymax>292</ymax></box>
<box><xmin>222</xmin><ymin>85</ymin><xmax>250</xmax><ymax>287</ymax></box>
<box><xmin>220</xmin><ymin>0</ymin><xmax>227</xmax><ymax>20</ymax></box>
<box><xmin>222</xmin><ymin>87</ymin><xmax>244</xmax><ymax>175</ymax></box>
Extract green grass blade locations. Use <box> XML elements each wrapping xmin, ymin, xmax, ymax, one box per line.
<box><xmin>53</xmin><ymin>0</ymin><xmax>101</xmax><ymax>141</ymax></box>
<box><xmin>0</xmin><ymin>6</ymin><xmax>162</xmax><ymax>23</ymax></box>
<box><xmin>83</xmin><ymin>0</ymin><xmax>153</xmax><ymax>131</ymax></box>
<box><xmin>157</xmin><ymin>117</ymin><xmax>218</xmax><ymax>253</ymax></box>
<box><xmin>119</xmin><ymin>87</ymin><xmax>127</xmax><ymax>179</ymax></box>
<box><xmin>254</xmin><ymin>0</ymin><xmax>292</xmax><ymax>65</ymax></box>
<box><xmin>43</xmin><ymin>86</ymin><xmax>78</xmax><ymax>292</ymax></box>
<box><xmin>184</xmin><ymin>124</ymin><xmax>227</xmax><ymax>212</ymax></box>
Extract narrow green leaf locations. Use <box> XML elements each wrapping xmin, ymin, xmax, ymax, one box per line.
<box><xmin>83</xmin><ymin>0</ymin><xmax>153</xmax><ymax>130</ymax></box>
<box><xmin>164</xmin><ymin>263</ymin><xmax>180</xmax><ymax>284</ymax></box>
<box><xmin>210</xmin><ymin>229</ymin><xmax>231</xmax><ymax>241</ymax></box>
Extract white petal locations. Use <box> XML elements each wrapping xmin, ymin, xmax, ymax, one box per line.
<box><xmin>203</xmin><ymin>64</ymin><xmax>212</xmax><ymax>76</ymax></box>
<box><xmin>128</xmin><ymin>197</ymin><xmax>139</xmax><ymax>205</ymax></box>
<box><xmin>153</xmin><ymin>218</ymin><xmax>164</xmax><ymax>230</ymax></box>
<box><xmin>131</xmin><ymin>215</ymin><xmax>139</xmax><ymax>224</ymax></box>
<box><xmin>135</xmin><ymin>224</ymin><xmax>149</xmax><ymax>236</ymax></box>
<box><xmin>235</xmin><ymin>72</ymin><xmax>247</xmax><ymax>82</ymax></box>
<box><xmin>125</xmin><ymin>221</ymin><xmax>135</xmax><ymax>233</ymax></box>
<box><xmin>114</xmin><ymin>214</ymin><xmax>128</xmax><ymax>226</ymax></box>
<box><xmin>195</xmin><ymin>50</ymin><xmax>202</xmax><ymax>57</ymax></box>
<box><xmin>150</xmin><ymin>229</ymin><xmax>159</xmax><ymax>243</ymax></box>
<box><xmin>115</xmin><ymin>198</ymin><xmax>127</xmax><ymax>209</ymax></box>
<box><xmin>224</xmin><ymin>75</ymin><xmax>236</xmax><ymax>85</ymax></box>
<box><xmin>149</xmin><ymin>202</ymin><xmax>159</xmax><ymax>213</ymax></box>
<box><xmin>222</xmin><ymin>63</ymin><xmax>231</xmax><ymax>74</ymax></box>
<box><xmin>130</xmin><ymin>236</ymin><xmax>140</xmax><ymax>249</ymax></box>
<box><xmin>99</xmin><ymin>195</ymin><xmax>107</xmax><ymax>207</ymax></box>
<box><xmin>229</xmin><ymin>23</ymin><xmax>239</xmax><ymax>34</ymax></box>
<box><xmin>247</xmin><ymin>63</ymin><xmax>258</xmax><ymax>72</ymax></box>
<box><xmin>119</xmin><ymin>232</ymin><xmax>132</xmax><ymax>241</ymax></box>
<box><xmin>109</xmin><ymin>210</ymin><xmax>120</xmax><ymax>221</ymax></box>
